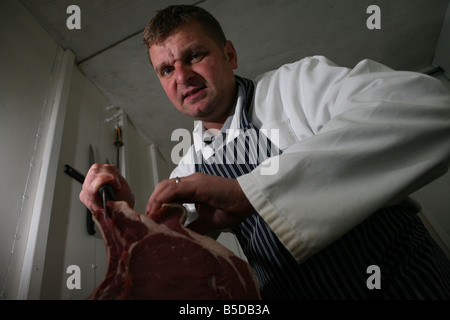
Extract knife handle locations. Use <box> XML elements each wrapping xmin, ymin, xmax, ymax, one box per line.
<box><xmin>86</xmin><ymin>210</ymin><xmax>96</xmax><ymax>235</ymax></box>
<box><xmin>99</xmin><ymin>184</ymin><xmax>116</xmax><ymax>202</ymax></box>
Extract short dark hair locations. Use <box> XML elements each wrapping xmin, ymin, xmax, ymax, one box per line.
<box><xmin>143</xmin><ymin>5</ymin><xmax>227</xmax><ymax>48</ymax></box>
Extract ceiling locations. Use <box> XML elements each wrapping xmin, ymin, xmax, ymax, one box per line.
<box><xmin>21</xmin><ymin>0</ymin><xmax>449</xmax><ymax>165</ymax></box>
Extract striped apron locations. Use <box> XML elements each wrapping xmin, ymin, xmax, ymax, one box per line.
<box><xmin>195</xmin><ymin>76</ymin><xmax>450</xmax><ymax>299</ymax></box>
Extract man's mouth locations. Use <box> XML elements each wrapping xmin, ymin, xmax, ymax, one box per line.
<box><xmin>183</xmin><ymin>86</ymin><xmax>206</xmax><ymax>101</ymax></box>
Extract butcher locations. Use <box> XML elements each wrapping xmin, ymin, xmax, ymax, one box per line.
<box><xmin>80</xmin><ymin>5</ymin><xmax>450</xmax><ymax>299</ymax></box>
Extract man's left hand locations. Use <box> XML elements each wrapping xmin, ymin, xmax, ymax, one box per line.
<box><xmin>146</xmin><ymin>172</ymin><xmax>256</xmax><ymax>234</ymax></box>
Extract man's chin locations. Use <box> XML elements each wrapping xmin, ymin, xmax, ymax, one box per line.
<box><xmin>182</xmin><ymin>104</ymin><xmax>211</xmax><ymax>120</ymax></box>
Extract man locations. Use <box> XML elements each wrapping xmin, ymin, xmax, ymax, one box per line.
<box><xmin>80</xmin><ymin>5</ymin><xmax>450</xmax><ymax>299</ymax></box>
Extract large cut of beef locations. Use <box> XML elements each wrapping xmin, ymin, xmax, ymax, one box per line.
<box><xmin>88</xmin><ymin>201</ymin><xmax>261</xmax><ymax>300</ymax></box>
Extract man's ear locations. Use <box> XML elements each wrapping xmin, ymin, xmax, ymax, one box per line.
<box><xmin>225</xmin><ymin>40</ymin><xmax>238</xmax><ymax>69</ymax></box>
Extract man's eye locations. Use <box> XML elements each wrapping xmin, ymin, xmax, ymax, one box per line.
<box><xmin>161</xmin><ymin>67</ymin><xmax>174</xmax><ymax>77</ymax></box>
<box><xmin>191</xmin><ymin>52</ymin><xmax>204</xmax><ymax>62</ymax></box>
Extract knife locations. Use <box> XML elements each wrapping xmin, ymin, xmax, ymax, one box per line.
<box><xmin>99</xmin><ymin>184</ymin><xmax>116</xmax><ymax>217</ymax></box>
<box><xmin>86</xmin><ymin>145</ymin><xmax>96</xmax><ymax>235</ymax></box>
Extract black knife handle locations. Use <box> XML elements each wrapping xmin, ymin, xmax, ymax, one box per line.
<box><xmin>99</xmin><ymin>184</ymin><xmax>116</xmax><ymax>202</ymax></box>
<box><xmin>86</xmin><ymin>210</ymin><xmax>96</xmax><ymax>235</ymax></box>
<box><xmin>64</xmin><ymin>164</ymin><xmax>85</xmax><ymax>184</ymax></box>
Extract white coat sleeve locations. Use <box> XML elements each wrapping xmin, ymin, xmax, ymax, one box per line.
<box><xmin>237</xmin><ymin>56</ymin><xmax>450</xmax><ymax>263</ymax></box>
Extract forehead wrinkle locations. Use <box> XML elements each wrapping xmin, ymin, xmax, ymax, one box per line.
<box><xmin>153</xmin><ymin>42</ymin><xmax>208</xmax><ymax>73</ymax></box>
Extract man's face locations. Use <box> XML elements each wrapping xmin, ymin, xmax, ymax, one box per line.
<box><xmin>149</xmin><ymin>22</ymin><xmax>238</xmax><ymax>128</ymax></box>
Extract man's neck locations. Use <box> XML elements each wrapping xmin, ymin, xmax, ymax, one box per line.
<box><xmin>202</xmin><ymin>82</ymin><xmax>239</xmax><ymax>132</ymax></box>
<box><xmin>203</xmin><ymin>118</ymin><xmax>227</xmax><ymax>131</ymax></box>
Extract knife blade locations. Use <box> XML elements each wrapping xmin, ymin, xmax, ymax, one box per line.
<box><xmin>99</xmin><ymin>184</ymin><xmax>116</xmax><ymax>217</ymax></box>
<box><xmin>86</xmin><ymin>144</ymin><xmax>96</xmax><ymax>235</ymax></box>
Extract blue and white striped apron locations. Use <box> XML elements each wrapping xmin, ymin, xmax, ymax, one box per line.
<box><xmin>195</xmin><ymin>76</ymin><xmax>450</xmax><ymax>299</ymax></box>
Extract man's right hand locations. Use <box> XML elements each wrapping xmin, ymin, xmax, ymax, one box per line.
<box><xmin>79</xmin><ymin>163</ymin><xmax>135</xmax><ymax>213</ymax></box>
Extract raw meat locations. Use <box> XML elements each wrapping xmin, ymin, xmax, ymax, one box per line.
<box><xmin>88</xmin><ymin>201</ymin><xmax>261</xmax><ymax>300</ymax></box>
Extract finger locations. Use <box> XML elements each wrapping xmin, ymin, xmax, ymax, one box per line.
<box><xmin>146</xmin><ymin>177</ymin><xmax>201</xmax><ymax>217</ymax></box>
<box><xmin>80</xmin><ymin>164</ymin><xmax>120</xmax><ymax>212</ymax></box>
<box><xmin>80</xmin><ymin>164</ymin><xmax>101</xmax><ymax>211</ymax></box>
<box><xmin>88</xmin><ymin>174</ymin><xmax>116</xmax><ymax>199</ymax></box>
<box><xmin>146</xmin><ymin>180</ymin><xmax>167</xmax><ymax>216</ymax></box>
<box><xmin>146</xmin><ymin>178</ymin><xmax>183</xmax><ymax>217</ymax></box>
<box><xmin>146</xmin><ymin>173</ymin><xmax>225</xmax><ymax>218</ymax></box>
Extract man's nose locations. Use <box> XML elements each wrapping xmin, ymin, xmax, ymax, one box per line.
<box><xmin>175</xmin><ymin>63</ymin><xmax>195</xmax><ymax>86</ymax></box>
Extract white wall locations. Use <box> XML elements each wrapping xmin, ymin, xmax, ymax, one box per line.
<box><xmin>0</xmin><ymin>0</ymin><xmax>160</xmax><ymax>300</ymax></box>
<box><xmin>39</xmin><ymin>67</ymin><xmax>163</xmax><ymax>299</ymax></box>
<box><xmin>412</xmin><ymin>71</ymin><xmax>450</xmax><ymax>258</ymax></box>
<box><xmin>411</xmin><ymin>4</ymin><xmax>450</xmax><ymax>258</ymax></box>
<box><xmin>122</xmin><ymin>116</ymin><xmax>156</xmax><ymax>214</ymax></box>
<box><xmin>0</xmin><ymin>0</ymin><xmax>61</xmax><ymax>300</ymax></box>
<box><xmin>433</xmin><ymin>2</ymin><xmax>450</xmax><ymax>79</ymax></box>
<box><xmin>39</xmin><ymin>65</ymin><xmax>114</xmax><ymax>300</ymax></box>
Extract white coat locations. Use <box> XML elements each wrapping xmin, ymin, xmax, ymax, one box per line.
<box><xmin>170</xmin><ymin>55</ymin><xmax>450</xmax><ymax>263</ymax></box>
